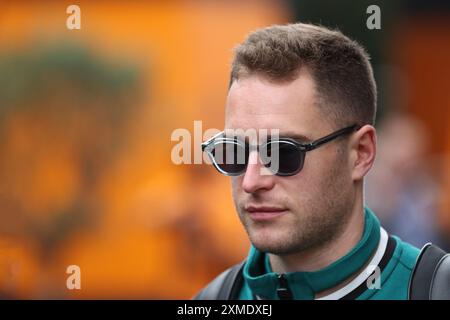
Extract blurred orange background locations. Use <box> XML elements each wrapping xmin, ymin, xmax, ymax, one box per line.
<box><xmin>0</xmin><ymin>0</ymin><xmax>449</xmax><ymax>299</ymax></box>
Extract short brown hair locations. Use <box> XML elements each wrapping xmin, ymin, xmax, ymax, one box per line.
<box><xmin>230</xmin><ymin>23</ymin><xmax>377</xmax><ymax>127</ymax></box>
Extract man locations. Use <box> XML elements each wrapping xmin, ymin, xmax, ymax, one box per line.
<box><xmin>196</xmin><ymin>22</ymin><xmax>449</xmax><ymax>300</ymax></box>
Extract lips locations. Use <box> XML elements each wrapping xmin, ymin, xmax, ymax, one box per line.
<box><xmin>245</xmin><ymin>205</ymin><xmax>288</xmax><ymax>221</ymax></box>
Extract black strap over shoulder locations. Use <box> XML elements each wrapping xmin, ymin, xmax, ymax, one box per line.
<box><xmin>429</xmin><ymin>254</ymin><xmax>450</xmax><ymax>299</ymax></box>
<box><xmin>409</xmin><ymin>243</ymin><xmax>450</xmax><ymax>300</ymax></box>
<box><xmin>193</xmin><ymin>261</ymin><xmax>245</xmax><ymax>300</ymax></box>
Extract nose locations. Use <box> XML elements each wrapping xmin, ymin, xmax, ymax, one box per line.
<box><xmin>241</xmin><ymin>150</ymin><xmax>276</xmax><ymax>194</ymax></box>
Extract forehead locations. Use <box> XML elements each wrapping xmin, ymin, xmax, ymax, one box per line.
<box><xmin>225</xmin><ymin>73</ymin><xmax>326</xmax><ymax>137</ymax></box>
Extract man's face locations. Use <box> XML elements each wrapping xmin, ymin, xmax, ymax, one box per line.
<box><xmin>225</xmin><ymin>73</ymin><xmax>355</xmax><ymax>255</ymax></box>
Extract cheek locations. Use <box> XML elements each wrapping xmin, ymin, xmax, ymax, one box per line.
<box><xmin>305</xmin><ymin>147</ymin><xmax>349</xmax><ymax>178</ymax></box>
<box><xmin>282</xmin><ymin>173</ymin><xmax>319</xmax><ymax>205</ymax></box>
<box><xmin>292</xmin><ymin>154</ymin><xmax>326</xmax><ymax>187</ymax></box>
<box><xmin>285</xmin><ymin>152</ymin><xmax>345</xmax><ymax>201</ymax></box>
<box><xmin>230</xmin><ymin>177</ymin><xmax>242</xmax><ymax>198</ymax></box>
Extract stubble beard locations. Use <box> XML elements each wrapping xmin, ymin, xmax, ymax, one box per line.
<box><xmin>236</xmin><ymin>160</ymin><xmax>354</xmax><ymax>256</ymax></box>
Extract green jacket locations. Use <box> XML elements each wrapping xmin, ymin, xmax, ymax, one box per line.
<box><xmin>237</xmin><ymin>207</ymin><xmax>420</xmax><ymax>300</ymax></box>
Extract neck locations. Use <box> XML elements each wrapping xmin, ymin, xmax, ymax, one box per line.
<box><xmin>269</xmin><ymin>198</ymin><xmax>365</xmax><ymax>274</ymax></box>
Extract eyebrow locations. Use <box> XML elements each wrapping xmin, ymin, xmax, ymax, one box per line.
<box><xmin>277</xmin><ymin>132</ymin><xmax>312</xmax><ymax>142</ymax></box>
<box><xmin>224</xmin><ymin>131</ymin><xmax>312</xmax><ymax>143</ymax></box>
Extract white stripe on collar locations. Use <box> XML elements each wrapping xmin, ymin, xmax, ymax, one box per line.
<box><xmin>316</xmin><ymin>227</ymin><xmax>388</xmax><ymax>300</ymax></box>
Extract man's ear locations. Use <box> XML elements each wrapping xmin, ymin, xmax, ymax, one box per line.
<box><xmin>350</xmin><ymin>125</ymin><xmax>377</xmax><ymax>181</ymax></box>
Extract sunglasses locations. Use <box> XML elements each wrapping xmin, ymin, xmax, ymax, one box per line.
<box><xmin>201</xmin><ymin>124</ymin><xmax>360</xmax><ymax>176</ymax></box>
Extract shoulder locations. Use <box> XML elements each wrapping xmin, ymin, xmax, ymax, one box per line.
<box><xmin>358</xmin><ymin>236</ymin><xmax>420</xmax><ymax>299</ymax></box>
<box><xmin>392</xmin><ymin>236</ymin><xmax>421</xmax><ymax>271</ymax></box>
<box><xmin>192</xmin><ymin>262</ymin><xmax>245</xmax><ymax>300</ymax></box>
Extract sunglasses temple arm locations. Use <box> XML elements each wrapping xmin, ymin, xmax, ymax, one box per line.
<box><xmin>201</xmin><ymin>131</ymin><xmax>226</xmax><ymax>152</ymax></box>
<box><xmin>304</xmin><ymin>125</ymin><xmax>359</xmax><ymax>151</ymax></box>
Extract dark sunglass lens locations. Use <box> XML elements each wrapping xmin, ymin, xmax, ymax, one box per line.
<box><xmin>263</xmin><ymin>142</ymin><xmax>303</xmax><ymax>175</ymax></box>
<box><xmin>211</xmin><ymin>141</ymin><xmax>247</xmax><ymax>175</ymax></box>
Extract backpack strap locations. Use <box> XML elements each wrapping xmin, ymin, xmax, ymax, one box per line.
<box><xmin>429</xmin><ymin>253</ymin><xmax>450</xmax><ymax>299</ymax></box>
<box><xmin>409</xmin><ymin>243</ymin><xmax>449</xmax><ymax>300</ymax></box>
<box><xmin>193</xmin><ymin>261</ymin><xmax>245</xmax><ymax>300</ymax></box>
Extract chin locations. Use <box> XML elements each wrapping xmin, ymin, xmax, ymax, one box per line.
<box><xmin>247</xmin><ymin>228</ymin><xmax>293</xmax><ymax>254</ymax></box>
<box><xmin>252</xmin><ymin>241</ymin><xmax>297</xmax><ymax>255</ymax></box>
